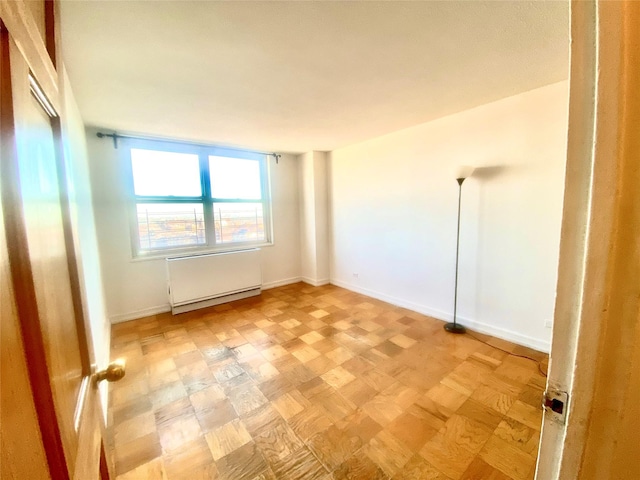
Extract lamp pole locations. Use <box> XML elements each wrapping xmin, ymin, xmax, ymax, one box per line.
<box><xmin>444</xmin><ymin>176</ymin><xmax>467</xmax><ymax>334</ymax></box>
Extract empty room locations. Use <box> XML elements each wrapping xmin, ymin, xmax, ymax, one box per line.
<box><xmin>2</xmin><ymin>1</ymin><xmax>638</xmax><ymax>480</ymax></box>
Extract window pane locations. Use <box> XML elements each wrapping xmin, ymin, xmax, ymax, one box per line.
<box><xmin>213</xmin><ymin>203</ymin><xmax>264</xmax><ymax>244</ymax></box>
<box><xmin>132</xmin><ymin>149</ymin><xmax>201</xmax><ymax>197</ymax></box>
<box><xmin>209</xmin><ymin>156</ymin><xmax>262</xmax><ymax>200</ymax></box>
<box><xmin>137</xmin><ymin>203</ymin><xmax>205</xmax><ymax>250</ymax></box>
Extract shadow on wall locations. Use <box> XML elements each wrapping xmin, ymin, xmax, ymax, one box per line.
<box><xmin>472</xmin><ymin>165</ymin><xmax>509</xmax><ymax>181</ymax></box>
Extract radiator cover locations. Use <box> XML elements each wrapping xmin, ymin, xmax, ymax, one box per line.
<box><xmin>166</xmin><ymin>248</ymin><xmax>262</xmax><ymax>314</ymax></box>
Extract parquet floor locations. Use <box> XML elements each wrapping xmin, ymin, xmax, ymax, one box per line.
<box><xmin>108</xmin><ymin>282</ymin><xmax>547</xmax><ymax>480</ymax></box>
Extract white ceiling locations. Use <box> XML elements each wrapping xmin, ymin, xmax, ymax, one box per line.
<box><xmin>60</xmin><ymin>1</ymin><xmax>569</xmax><ymax>154</ymax></box>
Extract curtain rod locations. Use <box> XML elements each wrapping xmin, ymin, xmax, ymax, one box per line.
<box><xmin>95</xmin><ymin>131</ymin><xmax>282</xmax><ymax>164</ymax></box>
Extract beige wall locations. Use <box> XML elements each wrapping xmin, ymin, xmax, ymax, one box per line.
<box><xmin>298</xmin><ymin>151</ymin><xmax>330</xmax><ymax>285</ymax></box>
<box><xmin>85</xmin><ymin>132</ymin><xmax>302</xmax><ymax>322</ymax></box>
<box><xmin>329</xmin><ymin>81</ymin><xmax>569</xmax><ymax>351</ymax></box>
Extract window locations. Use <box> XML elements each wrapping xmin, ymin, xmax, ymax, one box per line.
<box><xmin>127</xmin><ymin>141</ymin><xmax>271</xmax><ymax>256</ymax></box>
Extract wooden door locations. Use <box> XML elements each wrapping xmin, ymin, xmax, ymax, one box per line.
<box><xmin>1</xmin><ymin>22</ymin><xmax>106</xmax><ymax>480</ymax></box>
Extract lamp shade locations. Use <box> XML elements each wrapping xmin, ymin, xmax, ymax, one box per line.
<box><xmin>454</xmin><ymin>165</ymin><xmax>475</xmax><ymax>180</ymax></box>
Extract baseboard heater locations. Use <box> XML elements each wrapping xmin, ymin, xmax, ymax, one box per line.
<box><xmin>166</xmin><ymin>249</ymin><xmax>262</xmax><ymax>315</ymax></box>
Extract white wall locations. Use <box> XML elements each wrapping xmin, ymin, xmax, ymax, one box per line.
<box><xmin>329</xmin><ymin>81</ymin><xmax>569</xmax><ymax>352</ymax></box>
<box><xmin>314</xmin><ymin>153</ymin><xmax>330</xmax><ymax>283</ymax></box>
<box><xmin>86</xmin><ymin>129</ymin><xmax>301</xmax><ymax>322</ymax></box>
<box><xmin>299</xmin><ymin>152</ymin><xmax>318</xmax><ymax>281</ymax></box>
<box><xmin>60</xmin><ymin>72</ymin><xmax>111</xmax><ymax>411</ymax></box>
<box><xmin>298</xmin><ymin>151</ymin><xmax>330</xmax><ymax>285</ymax></box>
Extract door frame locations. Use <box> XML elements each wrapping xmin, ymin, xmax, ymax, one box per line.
<box><xmin>536</xmin><ymin>1</ymin><xmax>640</xmax><ymax>478</ymax></box>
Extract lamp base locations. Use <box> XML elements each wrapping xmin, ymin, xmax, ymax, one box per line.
<box><xmin>444</xmin><ymin>322</ymin><xmax>466</xmax><ymax>334</ymax></box>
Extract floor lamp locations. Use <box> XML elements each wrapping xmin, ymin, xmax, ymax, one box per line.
<box><xmin>444</xmin><ymin>166</ymin><xmax>474</xmax><ymax>334</ymax></box>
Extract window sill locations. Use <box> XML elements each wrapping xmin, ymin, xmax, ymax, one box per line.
<box><xmin>129</xmin><ymin>241</ymin><xmax>274</xmax><ymax>263</ymax></box>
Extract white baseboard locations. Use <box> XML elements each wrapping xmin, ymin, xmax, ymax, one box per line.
<box><xmin>172</xmin><ymin>288</ymin><xmax>261</xmax><ymax>314</ymax></box>
<box><xmin>330</xmin><ymin>279</ymin><xmax>550</xmax><ymax>353</ymax></box>
<box><xmin>330</xmin><ymin>278</ymin><xmax>448</xmax><ymax>319</ymax></box>
<box><xmin>108</xmin><ymin>277</ymin><xmax>549</xmax><ymax>353</ymax></box>
<box><xmin>456</xmin><ymin>317</ymin><xmax>550</xmax><ymax>353</ymax></box>
<box><xmin>262</xmin><ymin>277</ymin><xmax>302</xmax><ymax>290</ymax></box>
<box><xmin>110</xmin><ymin>276</ymin><xmax>303</xmax><ymax>323</ymax></box>
<box><xmin>301</xmin><ymin>277</ymin><xmax>330</xmax><ymax>287</ymax></box>
<box><xmin>110</xmin><ymin>305</ymin><xmax>171</xmax><ymax>324</ymax></box>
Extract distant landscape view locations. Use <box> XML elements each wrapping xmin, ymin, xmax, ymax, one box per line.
<box><xmin>136</xmin><ymin>203</ymin><xmax>264</xmax><ymax>250</ymax></box>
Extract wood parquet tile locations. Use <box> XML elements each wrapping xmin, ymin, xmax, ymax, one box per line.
<box><xmin>109</xmin><ymin>283</ymin><xmax>547</xmax><ymax>479</ymax></box>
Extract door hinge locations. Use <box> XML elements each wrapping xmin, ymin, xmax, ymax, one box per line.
<box><xmin>542</xmin><ymin>388</ymin><xmax>569</xmax><ymax>424</ymax></box>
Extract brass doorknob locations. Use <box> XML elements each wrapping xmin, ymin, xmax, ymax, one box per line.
<box><xmin>95</xmin><ymin>360</ymin><xmax>126</xmax><ymax>383</ymax></box>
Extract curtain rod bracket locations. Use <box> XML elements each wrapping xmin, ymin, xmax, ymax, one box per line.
<box><xmin>96</xmin><ymin>132</ymin><xmax>119</xmax><ymax>149</ymax></box>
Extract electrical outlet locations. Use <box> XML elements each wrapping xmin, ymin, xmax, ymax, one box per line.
<box><xmin>352</xmin><ymin>273</ymin><xmax>359</xmax><ymax>279</ymax></box>
<box><xmin>544</xmin><ymin>319</ymin><xmax>553</xmax><ymax>329</ymax></box>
